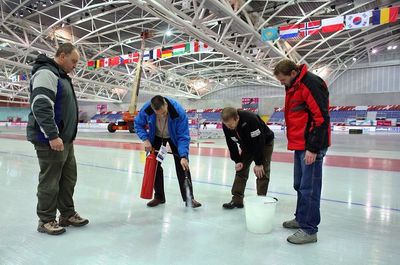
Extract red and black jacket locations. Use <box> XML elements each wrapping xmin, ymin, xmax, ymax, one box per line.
<box><xmin>284</xmin><ymin>64</ymin><xmax>330</xmax><ymax>153</ymax></box>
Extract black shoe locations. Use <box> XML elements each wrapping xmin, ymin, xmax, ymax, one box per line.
<box><xmin>186</xmin><ymin>199</ymin><xmax>202</xmax><ymax>208</ymax></box>
<box><xmin>222</xmin><ymin>201</ymin><xmax>244</xmax><ymax>209</ymax></box>
<box><xmin>147</xmin><ymin>198</ymin><xmax>165</xmax><ymax>207</ymax></box>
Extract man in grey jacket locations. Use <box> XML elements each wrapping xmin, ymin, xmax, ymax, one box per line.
<box><xmin>27</xmin><ymin>43</ymin><xmax>88</xmax><ymax>235</ymax></box>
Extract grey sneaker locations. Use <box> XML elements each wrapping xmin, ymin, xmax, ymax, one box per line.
<box><xmin>59</xmin><ymin>212</ymin><xmax>89</xmax><ymax>227</ymax></box>
<box><xmin>282</xmin><ymin>218</ymin><xmax>300</xmax><ymax>229</ymax></box>
<box><xmin>287</xmin><ymin>229</ymin><xmax>317</xmax><ymax>244</ymax></box>
<box><xmin>37</xmin><ymin>220</ymin><xmax>66</xmax><ymax>235</ymax></box>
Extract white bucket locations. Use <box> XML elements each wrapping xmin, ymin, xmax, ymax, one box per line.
<box><xmin>244</xmin><ymin>196</ymin><xmax>277</xmax><ymax>234</ymax></box>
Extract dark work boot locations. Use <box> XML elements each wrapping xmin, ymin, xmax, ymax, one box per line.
<box><xmin>222</xmin><ymin>201</ymin><xmax>244</xmax><ymax>209</ymax></box>
<box><xmin>147</xmin><ymin>198</ymin><xmax>166</xmax><ymax>207</ymax></box>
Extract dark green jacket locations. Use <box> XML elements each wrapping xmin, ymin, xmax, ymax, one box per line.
<box><xmin>27</xmin><ymin>54</ymin><xmax>78</xmax><ymax>145</ymax></box>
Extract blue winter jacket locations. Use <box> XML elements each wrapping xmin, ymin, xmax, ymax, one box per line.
<box><xmin>134</xmin><ymin>97</ymin><xmax>190</xmax><ymax>158</ymax></box>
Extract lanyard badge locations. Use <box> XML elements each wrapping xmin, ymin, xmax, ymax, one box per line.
<box><xmin>156</xmin><ymin>145</ymin><xmax>168</xmax><ymax>163</ymax></box>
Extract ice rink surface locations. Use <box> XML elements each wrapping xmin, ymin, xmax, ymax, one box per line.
<box><xmin>0</xmin><ymin>127</ymin><xmax>399</xmax><ymax>265</ymax></box>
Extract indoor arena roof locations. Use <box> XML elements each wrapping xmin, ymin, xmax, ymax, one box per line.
<box><xmin>0</xmin><ymin>0</ymin><xmax>399</xmax><ymax>103</ymax></box>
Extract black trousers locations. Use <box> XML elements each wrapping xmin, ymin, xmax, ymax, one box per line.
<box><xmin>153</xmin><ymin>136</ymin><xmax>194</xmax><ymax>202</ymax></box>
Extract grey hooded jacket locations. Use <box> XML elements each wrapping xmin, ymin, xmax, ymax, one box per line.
<box><xmin>26</xmin><ymin>54</ymin><xmax>78</xmax><ymax>145</ymax></box>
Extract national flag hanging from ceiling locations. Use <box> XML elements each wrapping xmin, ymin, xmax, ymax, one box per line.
<box><xmin>372</xmin><ymin>7</ymin><xmax>398</xmax><ymax>25</ymax></box>
<box><xmin>199</xmin><ymin>41</ymin><xmax>212</xmax><ymax>52</ymax></box>
<box><xmin>261</xmin><ymin>27</ymin><xmax>279</xmax><ymax>41</ymax></box>
<box><xmin>110</xmin><ymin>56</ymin><xmax>121</xmax><ymax>66</ymax></box>
<box><xmin>161</xmin><ymin>46</ymin><xmax>173</xmax><ymax>58</ymax></box>
<box><xmin>104</xmin><ymin>58</ymin><xmax>109</xmax><ymax>67</ymax></box>
<box><xmin>143</xmin><ymin>50</ymin><xmax>152</xmax><ymax>61</ymax></box>
<box><xmin>190</xmin><ymin>40</ymin><xmax>200</xmax><ymax>53</ymax></box>
<box><xmin>120</xmin><ymin>54</ymin><xmax>130</xmax><ymax>64</ymax></box>
<box><xmin>86</xmin><ymin>41</ymin><xmax>213</xmax><ymax>70</ymax></box>
<box><xmin>173</xmin><ymin>43</ymin><xmax>186</xmax><ymax>56</ymax></box>
<box><xmin>298</xmin><ymin>20</ymin><xmax>321</xmax><ymax>37</ymax></box>
<box><xmin>130</xmin><ymin>52</ymin><xmax>139</xmax><ymax>63</ymax></box>
<box><xmin>149</xmin><ymin>47</ymin><xmax>161</xmax><ymax>60</ymax></box>
<box><xmin>321</xmin><ymin>16</ymin><xmax>344</xmax><ymax>33</ymax></box>
<box><xmin>279</xmin><ymin>24</ymin><xmax>299</xmax><ymax>39</ymax></box>
<box><xmin>345</xmin><ymin>11</ymin><xmax>371</xmax><ymax>29</ymax></box>
<box><xmin>87</xmin><ymin>61</ymin><xmax>94</xmax><ymax>70</ymax></box>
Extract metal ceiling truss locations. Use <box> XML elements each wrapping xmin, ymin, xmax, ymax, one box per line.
<box><xmin>0</xmin><ymin>0</ymin><xmax>398</xmax><ymax>104</ymax></box>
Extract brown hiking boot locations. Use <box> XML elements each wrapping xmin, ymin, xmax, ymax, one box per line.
<box><xmin>59</xmin><ymin>213</ymin><xmax>89</xmax><ymax>227</ymax></box>
<box><xmin>37</xmin><ymin>220</ymin><xmax>66</xmax><ymax>235</ymax></box>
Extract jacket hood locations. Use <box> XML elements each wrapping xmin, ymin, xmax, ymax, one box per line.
<box><xmin>32</xmin><ymin>54</ymin><xmax>66</xmax><ymax>77</ymax></box>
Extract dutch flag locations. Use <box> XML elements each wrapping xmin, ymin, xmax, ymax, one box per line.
<box><xmin>279</xmin><ymin>25</ymin><xmax>299</xmax><ymax>39</ymax></box>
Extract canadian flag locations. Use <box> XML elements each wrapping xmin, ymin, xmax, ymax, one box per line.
<box><xmin>321</xmin><ymin>16</ymin><xmax>344</xmax><ymax>33</ymax></box>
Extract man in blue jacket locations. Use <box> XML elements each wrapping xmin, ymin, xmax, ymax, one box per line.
<box><xmin>135</xmin><ymin>95</ymin><xmax>201</xmax><ymax>208</ymax></box>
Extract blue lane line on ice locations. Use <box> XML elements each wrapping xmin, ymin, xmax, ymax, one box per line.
<box><xmin>1</xmin><ymin>150</ymin><xmax>400</xmax><ymax>212</ymax></box>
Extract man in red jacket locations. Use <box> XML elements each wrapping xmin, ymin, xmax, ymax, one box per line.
<box><xmin>274</xmin><ymin>59</ymin><xmax>330</xmax><ymax>244</ymax></box>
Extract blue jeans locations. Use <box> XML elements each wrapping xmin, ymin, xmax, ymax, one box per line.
<box><xmin>293</xmin><ymin>149</ymin><xmax>327</xmax><ymax>235</ymax></box>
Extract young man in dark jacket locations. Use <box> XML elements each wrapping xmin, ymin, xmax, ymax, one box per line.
<box><xmin>274</xmin><ymin>59</ymin><xmax>330</xmax><ymax>244</ymax></box>
<box><xmin>27</xmin><ymin>43</ymin><xmax>88</xmax><ymax>235</ymax></box>
<box><xmin>221</xmin><ymin>107</ymin><xmax>274</xmax><ymax>209</ymax></box>
<box><xmin>135</xmin><ymin>95</ymin><xmax>201</xmax><ymax>208</ymax></box>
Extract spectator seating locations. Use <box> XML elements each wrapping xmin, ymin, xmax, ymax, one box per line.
<box><xmin>267</xmin><ymin>105</ymin><xmax>400</xmax><ymax>127</ymax></box>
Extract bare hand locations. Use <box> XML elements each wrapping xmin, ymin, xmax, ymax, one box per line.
<box><xmin>180</xmin><ymin>158</ymin><xmax>189</xmax><ymax>171</ymax></box>
<box><xmin>304</xmin><ymin>150</ymin><xmax>317</xmax><ymax>165</ymax></box>
<box><xmin>253</xmin><ymin>165</ymin><xmax>265</xmax><ymax>178</ymax></box>
<box><xmin>235</xmin><ymin>162</ymin><xmax>243</xmax><ymax>171</ymax></box>
<box><xmin>49</xmin><ymin>137</ymin><xmax>64</xmax><ymax>152</ymax></box>
<box><xmin>144</xmin><ymin>140</ymin><xmax>152</xmax><ymax>152</ymax></box>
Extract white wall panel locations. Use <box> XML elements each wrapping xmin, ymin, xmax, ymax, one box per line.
<box><xmin>329</xmin><ymin>64</ymin><xmax>400</xmax><ymax>95</ymax></box>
